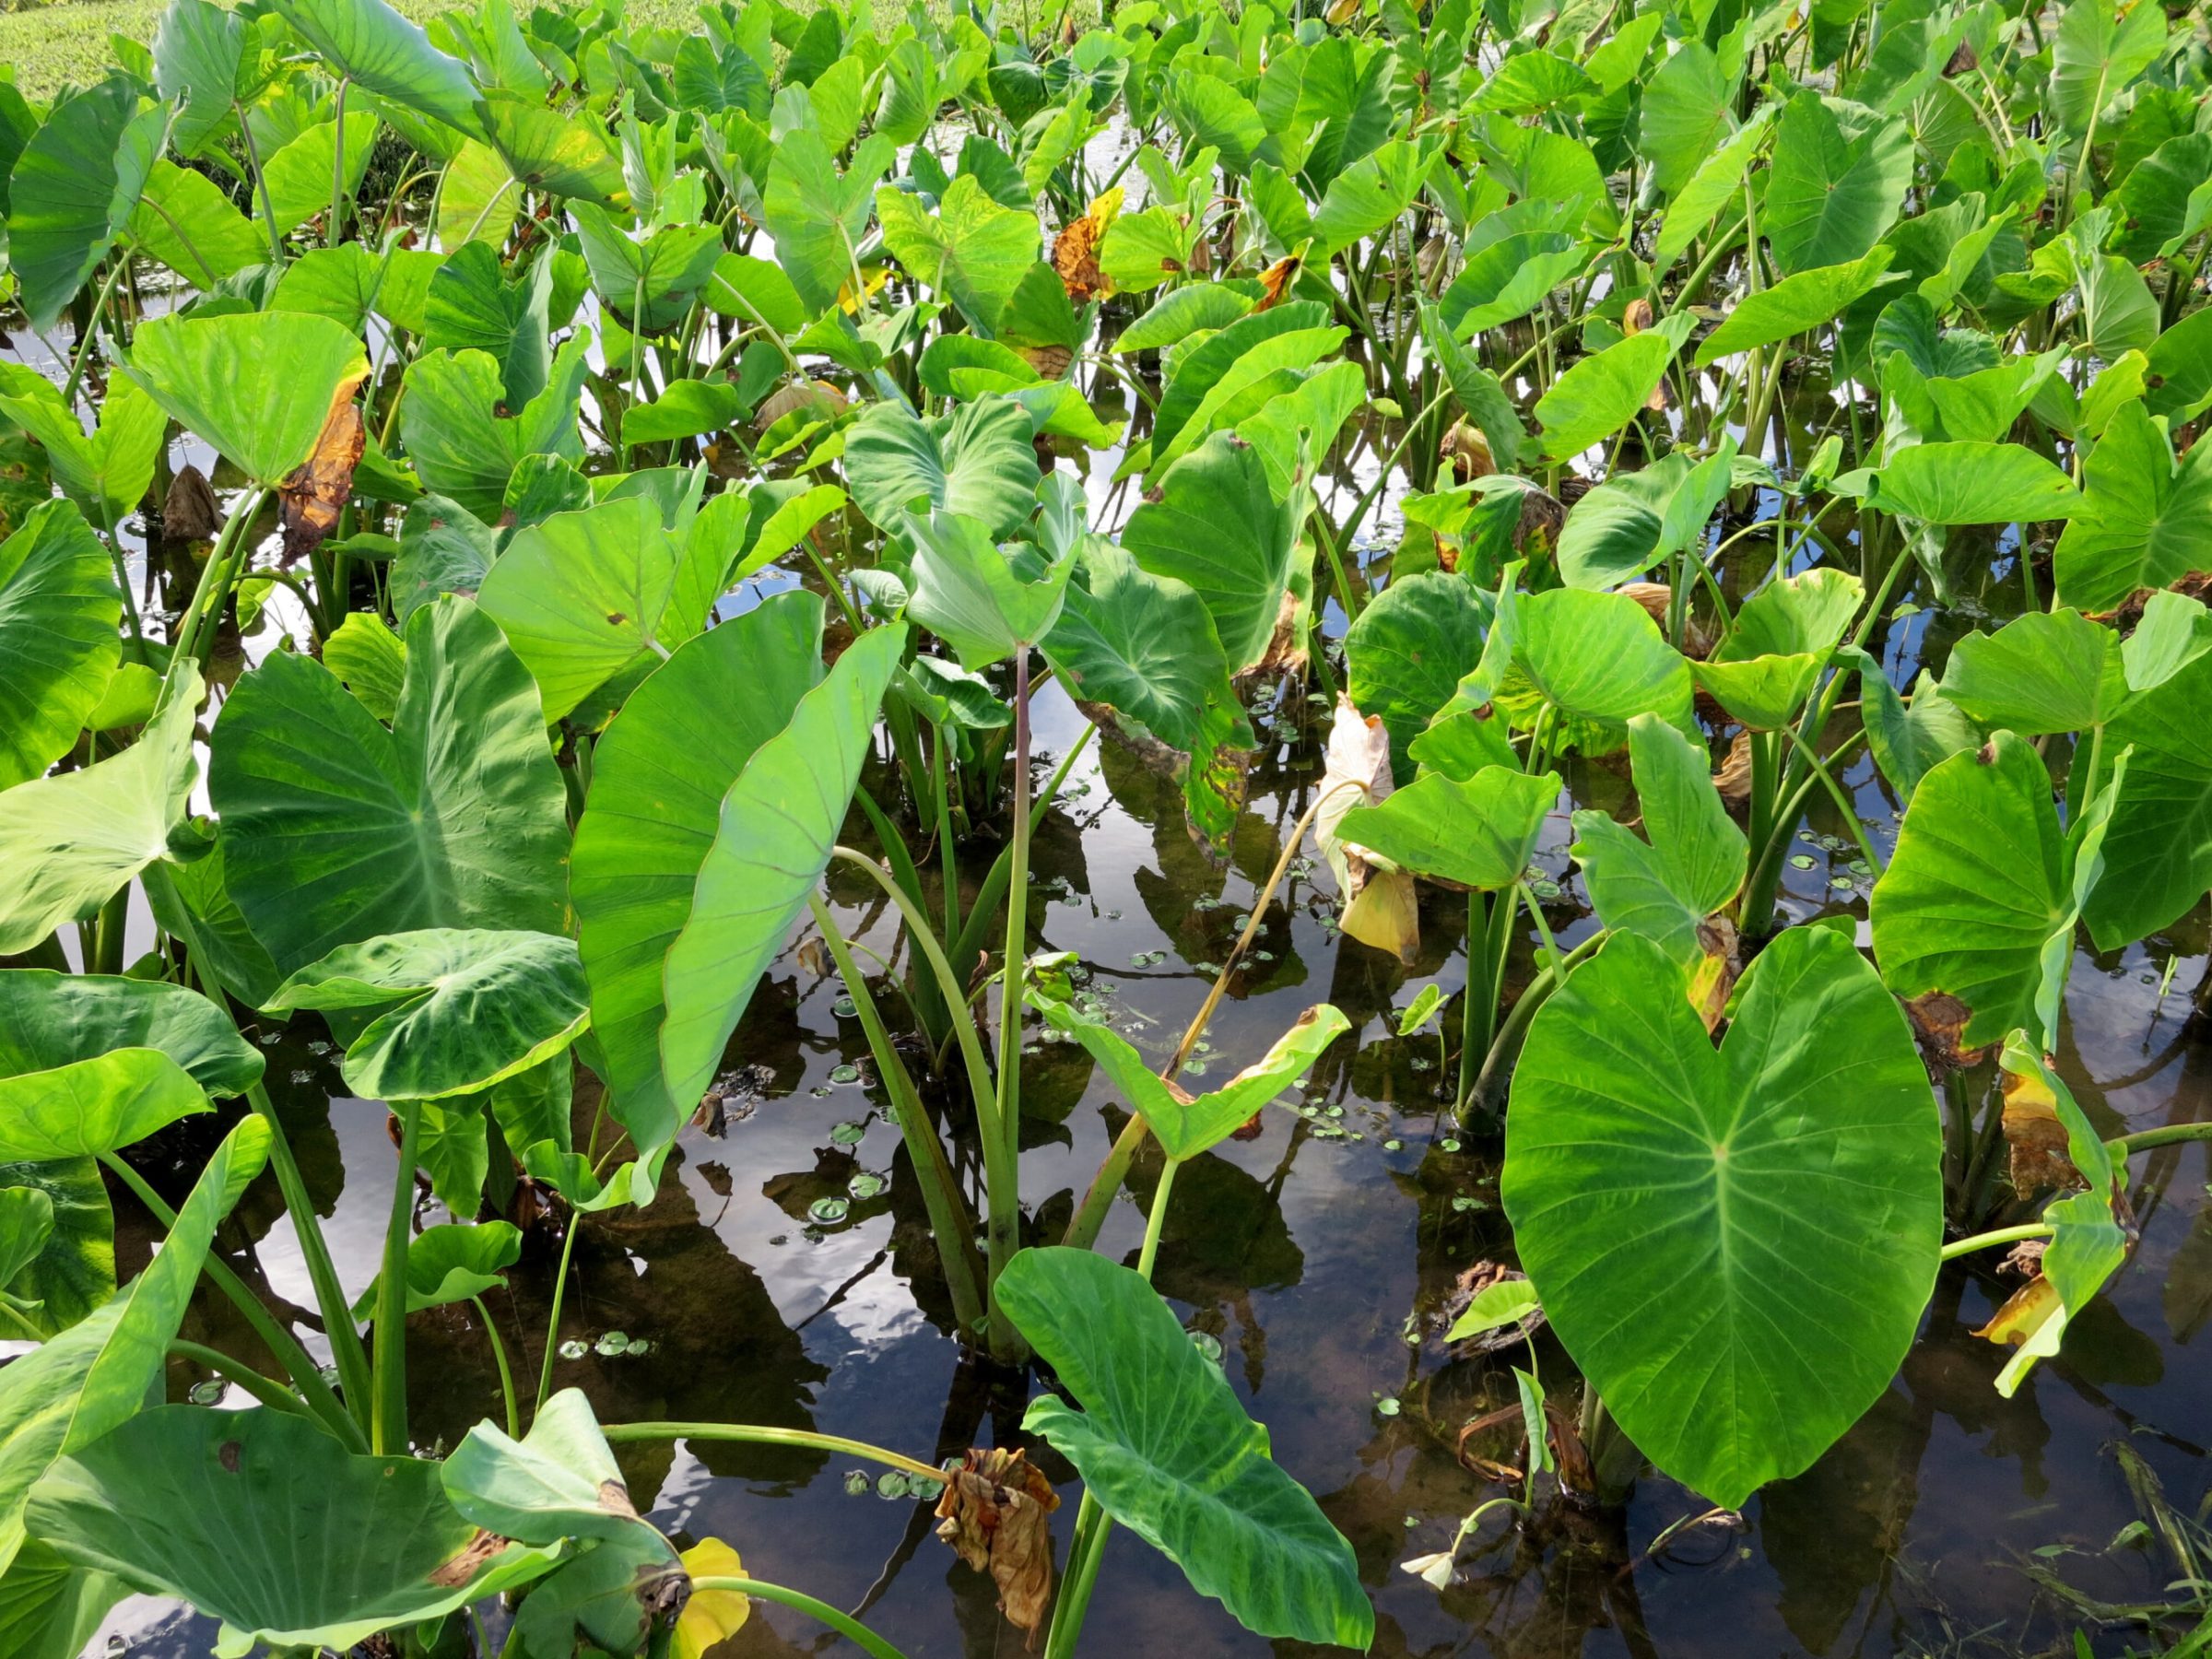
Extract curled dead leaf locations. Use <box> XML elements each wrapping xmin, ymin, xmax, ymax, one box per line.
<box><xmin>1440</xmin><ymin>420</ymin><xmax>1494</xmax><ymax>482</ymax></box>
<box><xmin>1434</xmin><ymin>1260</ymin><xmax>1548</xmax><ymax>1355</ymax></box>
<box><xmin>1313</xmin><ymin>697</ymin><xmax>1419</xmax><ymax>964</ymax></box>
<box><xmin>1972</xmin><ymin>1272</ymin><xmax>2060</xmax><ymax>1347</ymax></box>
<box><xmin>1621</xmin><ymin>298</ymin><xmax>1654</xmax><ymax>336</ymax></box>
<box><xmin>2001</xmin><ymin>1061</ymin><xmax>2086</xmax><ymax>1197</ymax></box>
<box><xmin>278</xmin><ymin>396</ymin><xmax>365</xmax><ymax>568</ymax></box>
<box><xmin>1688</xmin><ymin>915</ymin><xmax>1740</xmax><ymax>1033</ymax></box>
<box><xmin>935</xmin><ymin>1448</ymin><xmax>1060</xmax><ymax>1647</ymax></box>
<box><xmin>161</xmin><ymin>463</ymin><xmax>221</xmax><ymax>542</ymax></box>
<box><xmin>429</xmin><ymin>1528</ymin><xmax>512</xmax><ymax>1588</ymax></box>
<box><xmin>1620</xmin><ymin>582</ymin><xmax>1712</xmax><ymax>656</ymax></box>
<box><xmin>1053</xmin><ymin>188</ymin><xmax>1121</xmax><ymax>304</ymax></box>
<box><xmin>1713</xmin><ymin>731</ymin><xmax>1755</xmax><ymax>806</ymax></box>
<box><xmin>1905</xmin><ymin>990</ymin><xmax>1994</xmax><ymax>1076</ymax></box>
<box><xmin>1254</xmin><ymin>253</ymin><xmax>1302</xmax><ymax>312</ymax></box>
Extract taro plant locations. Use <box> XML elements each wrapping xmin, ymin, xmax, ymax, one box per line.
<box><xmin>3</xmin><ymin>0</ymin><xmax>2212</xmax><ymax>1646</ymax></box>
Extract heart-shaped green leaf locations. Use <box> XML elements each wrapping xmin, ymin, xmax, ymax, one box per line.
<box><xmin>265</xmin><ymin>929</ymin><xmax>588</xmax><ymax>1101</ymax></box>
<box><xmin>1504</xmin><ymin>925</ymin><xmax>1940</xmax><ymax>1508</ymax></box>
<box><xmin>997</xmin><ymin>1248</ymin><xmax>1373</xmax><ymax>1649</ymax></box>
<box><xmin>0</xmin><ymin>500</ymin><xmax>119</xmax><ymax>792</ymax></box>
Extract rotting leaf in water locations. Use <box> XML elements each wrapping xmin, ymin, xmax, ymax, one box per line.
<box><xmin>1905</xmin><ymin>990</ymin><xmax>1994</xmax><ymax>1077</ymax></box>
<box><xmin>934</xmin><ymin>1447</ymin><xmax>1061</xmax><ymax>1646</ymax></box>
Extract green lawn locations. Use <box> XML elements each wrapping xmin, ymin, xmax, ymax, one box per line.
<box><xmin>0</xmin><ymin>0</ymin><xmax>711</xmax><ymax>98</ymax></box>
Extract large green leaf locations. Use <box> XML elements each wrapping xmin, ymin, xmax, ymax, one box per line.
<box><xmin>1030</xmin><ymin>1001</ymin><xmax>1348</xmax><ymax>1161</ymax></box>
<box><xmin>0</xmin><ymin>501</ymin><xmax>117</xmax><ymax>791</ymax></box>
<box><xmin>1344</xmin><ymin>571</ymin><xmax>1490</xmax><ymax>777</ymax></box>
<box><xmin>2084</xmin><ymin>649</ymin><xmax>2212</xmax><ymax>948</ymax></box>
<box><xmin>271</xmin><ymin>0</ymin><xmax>480</xmax><ymax>135</ymax></box>
<box><xmin>264</xmin><ymin>929</ymin><xmax>587</xmax><ymax>1100</ymax></box>
<box><xmin>29</xmin><ymin>1404</ymin><xmax>554</xmax><ymax>1659</ymax></box>
<box><xmin>0</xmin><ymin>374</ymin><xmax>168</xmax><ymax>535</ymax></box>
<box><xmin>763</xmin><ymin>128</ymin><xmax>892</xmax><ymax>315</ymax></box>
<box><xmin>1491</xmin><ymin>586</ymin><xmax>1694</xmax><ymax>755</ymax></box>
<box><xmin>2049</xmin><ymin>0</ymin><xmax>2165</xmax><ymax>137</ymax></box>
<box><xmin>152</xmin><ymin>0</ymin><xmax>251</xmax><ymax>157</ymax></box>
<box><xmin>476</xmin><ymin>495</ymin><xmax>712</xmax><ymax>723</ymax></box>
<box><xmin>1692</xmin><ymin>248</ymin><xmax>1899</xmax><ymax>366</ymax></box>
<box><xmin>877</xmin><ymin>175</ymin><xmax>1039</xmax><ymax>334</ymax></box>
<box><xmin>0</xmin><ymin>1114</ymin><xmax>268</xmax><ymax>1579</ymax></box>
<box><xmin>570</xmin><ymin>592</ymin><xmax>824</xmax><ymax>1179</ymax></box>
<box><xmin>349</xmin><ymin>1219</ymin><xmax>521</xmax><ymax>1317</ymax></box>
<box><xmin>1690</xmin><ymin>565</ymin><xmax>1863</xmax><ymax>731</ymax></box>
<box><xmin>9</xmin><ymin>80</ymin><xmax>164</xmax><ymax>333</ymax></box>
<box><xmin>1336</xmin><ymin>766</ymin><xmax>1558</xmax><ymax>891</ymax></box>
<box><xmin>1868</xmin><ymin>733</ymin><xmax>2086</xmax><ymax>1050</ymax></box>
<box><xmin>659</xmin><ymin>621</ymin><xmax>904</xmax><ymax>1119</ymax></box>
<box><xmin>1637</xmin><ymin>41</ymin><xmax>1734</xmax><ymax>197</ymax></box>
<box><xmin>2053</xmin><ymin>401</ymin><xmax>2212</xmax><ymax>613</ymax></box>
<box><xmin>420</xmin><ymin>241</ymin><xmax>550</xmax><ymax>406</ymax></box>
<box><xmin>1557</xmin><ymin>444</ymin><xmax>1735</xmax><ymax>592</ymax></box>
<box><xmin>124</xmin><ymin>312</ymin><xmax>370</xmax><ymax>487</ymax></box>
<box><xmin>904</xmin><ymin>508</ymin><xmax>1072</xmax><ymax>669</ymax></box>
<box><xmin>1504</xmin><ymin>925</ymin><xmax>1940</xmax><ymax>1509</ymax></box>
<box><xmin>0</xmin><ymin>969</ymin><xmax>262</xmax><ymax>1096</ymax></box>
<box><xmin>571</xmin><ymin>205</ymin><xmax>724</xmax><ymax>333</ymax></box>
<box><xmin>1762</xmin><ymin>92</ymin><xmax>1914</xmax><ymax>274</ymax></box>
<box><xmin>0</xmin><ymin>666</ymin><xmax>201</xmax><ymax>956</ymax></box>
<box><xmin>1122</xmin><ymin>429</ymin><xmax>1302</xmax><ymax>672</ymax></box>
<box><xmin>1571</xmin><ymin>713</ymin><xmax>1747</xmax><ymax>968</ymax></box>
<box><xmin>400</xmin><ymin>340</ymin><xmax>590</xmax><ymax>521</ymax></box>
<box><xmin>1535</xmin><ymin>318</ymin><xmax>1692</xmax><ymax>460</ymax></box>
<box><xmin>1856</xmin><ymin>442</ymin><xmax>2084</xmax><ymax>524</ymax></box>
<box><xmin>997</xmin><ymin>1248</ymin><xmax>1372</xmax><ymax>1649</ymax></box>
<box><xmin>208</xmin><ymin>598</ymin><xmax>569</xmax><ymax>977</ymax></box>
<box><xmin>843</xmin><ymin>395</ymin><xmax>1040</xmax><ymax>539</ymax></box>
<box><xmin>1941</xmin><ymin>608</ymin><xmax>2126</xmax><ymax>736</ymax></box>
<box><xmin>474</xmin><ymin>88</ymin><xmax>623</xmax><ymax>203</ymax></box>
<box><xmin>0</xmin><ymin>1159</ymin><xmax>110</xmax><ymax>1340</ymax></box>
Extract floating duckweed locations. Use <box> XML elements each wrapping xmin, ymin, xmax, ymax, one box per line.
<box><xmin>1382</xmin><ymin>1137</ymin><xmax>1406</xmax><ymax>1151</ymax></box>
<box><xmin>1252</xmin><ymin>949</ymin><xmax>1276</xmax><ymax>962</ymax></box>
<box><xmin>1187</xmin><ymin>1330</ymin><xmax>1224</xmax><ymax>1362</ymax></box>
<box><xmin>1439</xmin><ymin>1137</ymin><xmax>1463</xmax><ymax>1153</ymax></box>
<box><xmin>256</xmin><ymin>1029</ymin><xmax>284</xmax><ymax>1045</ymax></box>
<box><xmin>809</xmin><ymin>1085</ymin><xmax>832</xmax><ymax>1098</ymax></box>
<box><xmin>1324</xmin><ymin>1104</ymin><xmax>1345</xmax><ymax>1118</ymax></box>
<box><xmin>1104</xmin><ymin>908</ymin><xmax>1123</xmax><ymax>921</ymax></box>
<box><xmin>594</xmin><ymin>1331</ymin><xmax>631</xmax><ymax>1357</ymax></box>
<box><xmin>1232</xmin><ymin>912</ymin><xmax>1253</xmax><ymax>930</ymax></box>
<box><xmin>807</xmin><ymin>1196</ymin><xmax>852</xmax><ymax>1224</ymax></box>
<box><xmin>625</xmin><ymin>1339</ymin><xmax>653</xmax><ymax>1357</ymax></box>
<box><xmin>848</xmin><ymin>1171</ymin><xmax>888</xmax><ymax>1200</ymax></box>
<box><xmin>829</xmin><ymin>1064</ymin><xmax>862</xmax><ymax>1085</ymax></box>
<box><xmin>831</xmin><ymin>994</ymin><xmax>858</xmax><ymax>1018</ymax></box>
<box><xmin>843</xmin><ymin>1470</ymin><xmax>872</xmax><ymax>1496</ymax></box>
<box><xmin>1192</xmin><ymin>960</ymin><xmax>1221</xmax><ymax>974</ymax></box>
<box><xmin>830</xmin><ymin>1120</ymin><xmax>866</xmax><ymax>1146</ymax></box>
<box><xmin>1313</xmin><ymin>1125</ymin><xmax>1347</xmax><ymax>1141</ymax></box>
<box><xmin>1817</xmin><ymin>834</ymin><xmax>1850</xmax><ymax>853</ymax></box>
<box><xmin>1796</xmin><ymin>829</ymin><xmax>1818</xmax><ymax>842</ymax></box>
<box><xmin>559</xmin><ymin>1338</ymin><xmax>589</xmax><ymax>1360</ymax></box>
<box><xmin>1528</xmin><ymin>877</ymin><xmax>1562</xmax><ymax>900</ymax></box>
<box><xmin>1829</xmin><ymin>876</ymin><xmax>1856</xmax><ymax>892</ymax></box>
<box><xmin>1409</xmin><ymin>1055</ymin><xmax>1434</xmax><ymax>1072</ymax></box>
<box><xmin>188</xmin><ymin>1380</ymin><xmax>227</xmax><ymax>1406</ymax></box>
<box><xmin>1182</xmin><ymin>1060</ymin><xmax>1208</xmax><ymax>1077</ymax></box>
<box><xmin>1375</xmin><ymin>1396</ymin><xmax>1402</xmax><ymax>1418</ymax></box>
<box><xmin>1789</xmin><ymin>853</ymin><xmax>1818</xmax><ymax>870</ymax></box>
<box><xmin>307</xmin><ymin>1040</ymin><xmax>335</xmax><ymax>1056</ymax></box>
<box><xmin>876</xmin><ymin>1471</ymin><xmax>912</xmax><ymax>1499</ymax></box>
<box><xmin>289</xmin><ymin>1068</ymin><xmax>314</xmax><ymax>1084</ymax></box>
<box><xmin>1848</xmin><ymin>860</ymin><xmax>1874</xmax><ymax>877</ymax></box>
<box><xmin>1451</xmin><ymin>1196</ymin><xmax>1489</xmax><ymax>1214</ymax></box>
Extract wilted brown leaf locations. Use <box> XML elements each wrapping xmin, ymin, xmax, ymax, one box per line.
<box><xmin>2001</xmin><ymin>1061</ymin><xmax>2085</xmax><ymax>1197</ymax></box>
<box><xmin>1713</xmin><ymin>731</ymin><xmax>1755</xmax><ymax>805</ymax></box>
<box><xmin>1622</xmin><ymin>298</ymin><xmax>1654</xmax><ymax>336</ymax></box>
<box><xmin>754</xmin><ymin>378</ymin><xmax>847</xmax><ymax>433</ymax></box>
<box><xmin>1019</xmin><ymin>342</ymin><xmax>1075</xmax><ymax>380</ymax></box>
<box><xmin>1053</xmin><ymin>188</ymin><xmax>1121</xmax><ymax>304</ymax></box>
<box><xmin>1254</xmin><ymin>253</ymin><xmax>1303</xmax><ymax>312</ymax></box>
<box><xmin>1905</xmin><ymin>990</ymin><xmax>1993</xmax><ymax>1075</ymax></box>
<box><xmin>1440</xmin><ymin>420</ymin><xmax>1495</xmax><ymax>482</ymax></box>
<box><xmin>935</xmin><ymin>1448</ymin><xmax>1060</xmax><ymax>1646</ymax></box>
<box><xmin>1972</xmin><ymin>1273</ymin><xmax>2061</xmax><ymax>1347</ymax></box>
<box><xmin>429</xmin><ymin>1528</ymin><xmax>512</xmax><ymax>1588</ymax></box>
<box><xmin>1434</xmin><ymin>1260</ymin><xmax>1548</xmax><ymax>1355</ymax></box>
<box><xmin>1313</xmin><ymin>697</ymin><xmax>1419</xmax><ymax>963</ymax></box>
<box><xmin>278</xmin><ymin>385</ymin><xmax>366</xmax><ymax>568</ymax></box>
<box><xmin>1688</xmin><ymin>915</ymin><xmax>1739</xmax><ymax>1032</ymax></box>
<box><xmin>162</xmin><ymin>463</ymin><xmax>221</xmax><ymax>542</ymax></box>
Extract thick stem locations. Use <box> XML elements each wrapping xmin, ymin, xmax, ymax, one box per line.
<box><xmin>807</xmin><ymin>894</ymin><xmax>988</xmax><ymax>1336</ymax></box>
<box><xmin>372</xmin><ymin>1100</ymin><xmax>420</xmax><ymax>1455</ymax></box>
<box><xmin>247</xmin><ymin>1081</ymin><xmax>374</xmax><ymax>1434</ymax></box>
<box><xmin>688</xmin><ymin>1578</ymin><xmax>911</xmax><ymax>1659</ymax></box>
<box><xmin>1940</xmin><ymin>1221</ymin><xmax>2053</xmax><ymax>1261</ymax></box>
<box><xmin>986</xmin><ymin>643</ymin><xmax>1034</xmax><ymax>1354</ymax></box>
<box><xmin>472</xmin><ymin>1294</ymin><xmax>520</xmax><ymax>1440</ymax></box>
<box><xmin>603</xmin><ymin>1422</ymin><xmax>945</xmax><ymax>1482</ymax></box>
<box><xmin>2109</xmin><ymin>1123</ymin><xmax>2212</xmax><ymax>1158</ymax></box>
<box><xmin>100</xmin><ymin>1153</ymin><xmax>364</xmax><ymax>1451</ymax></box>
